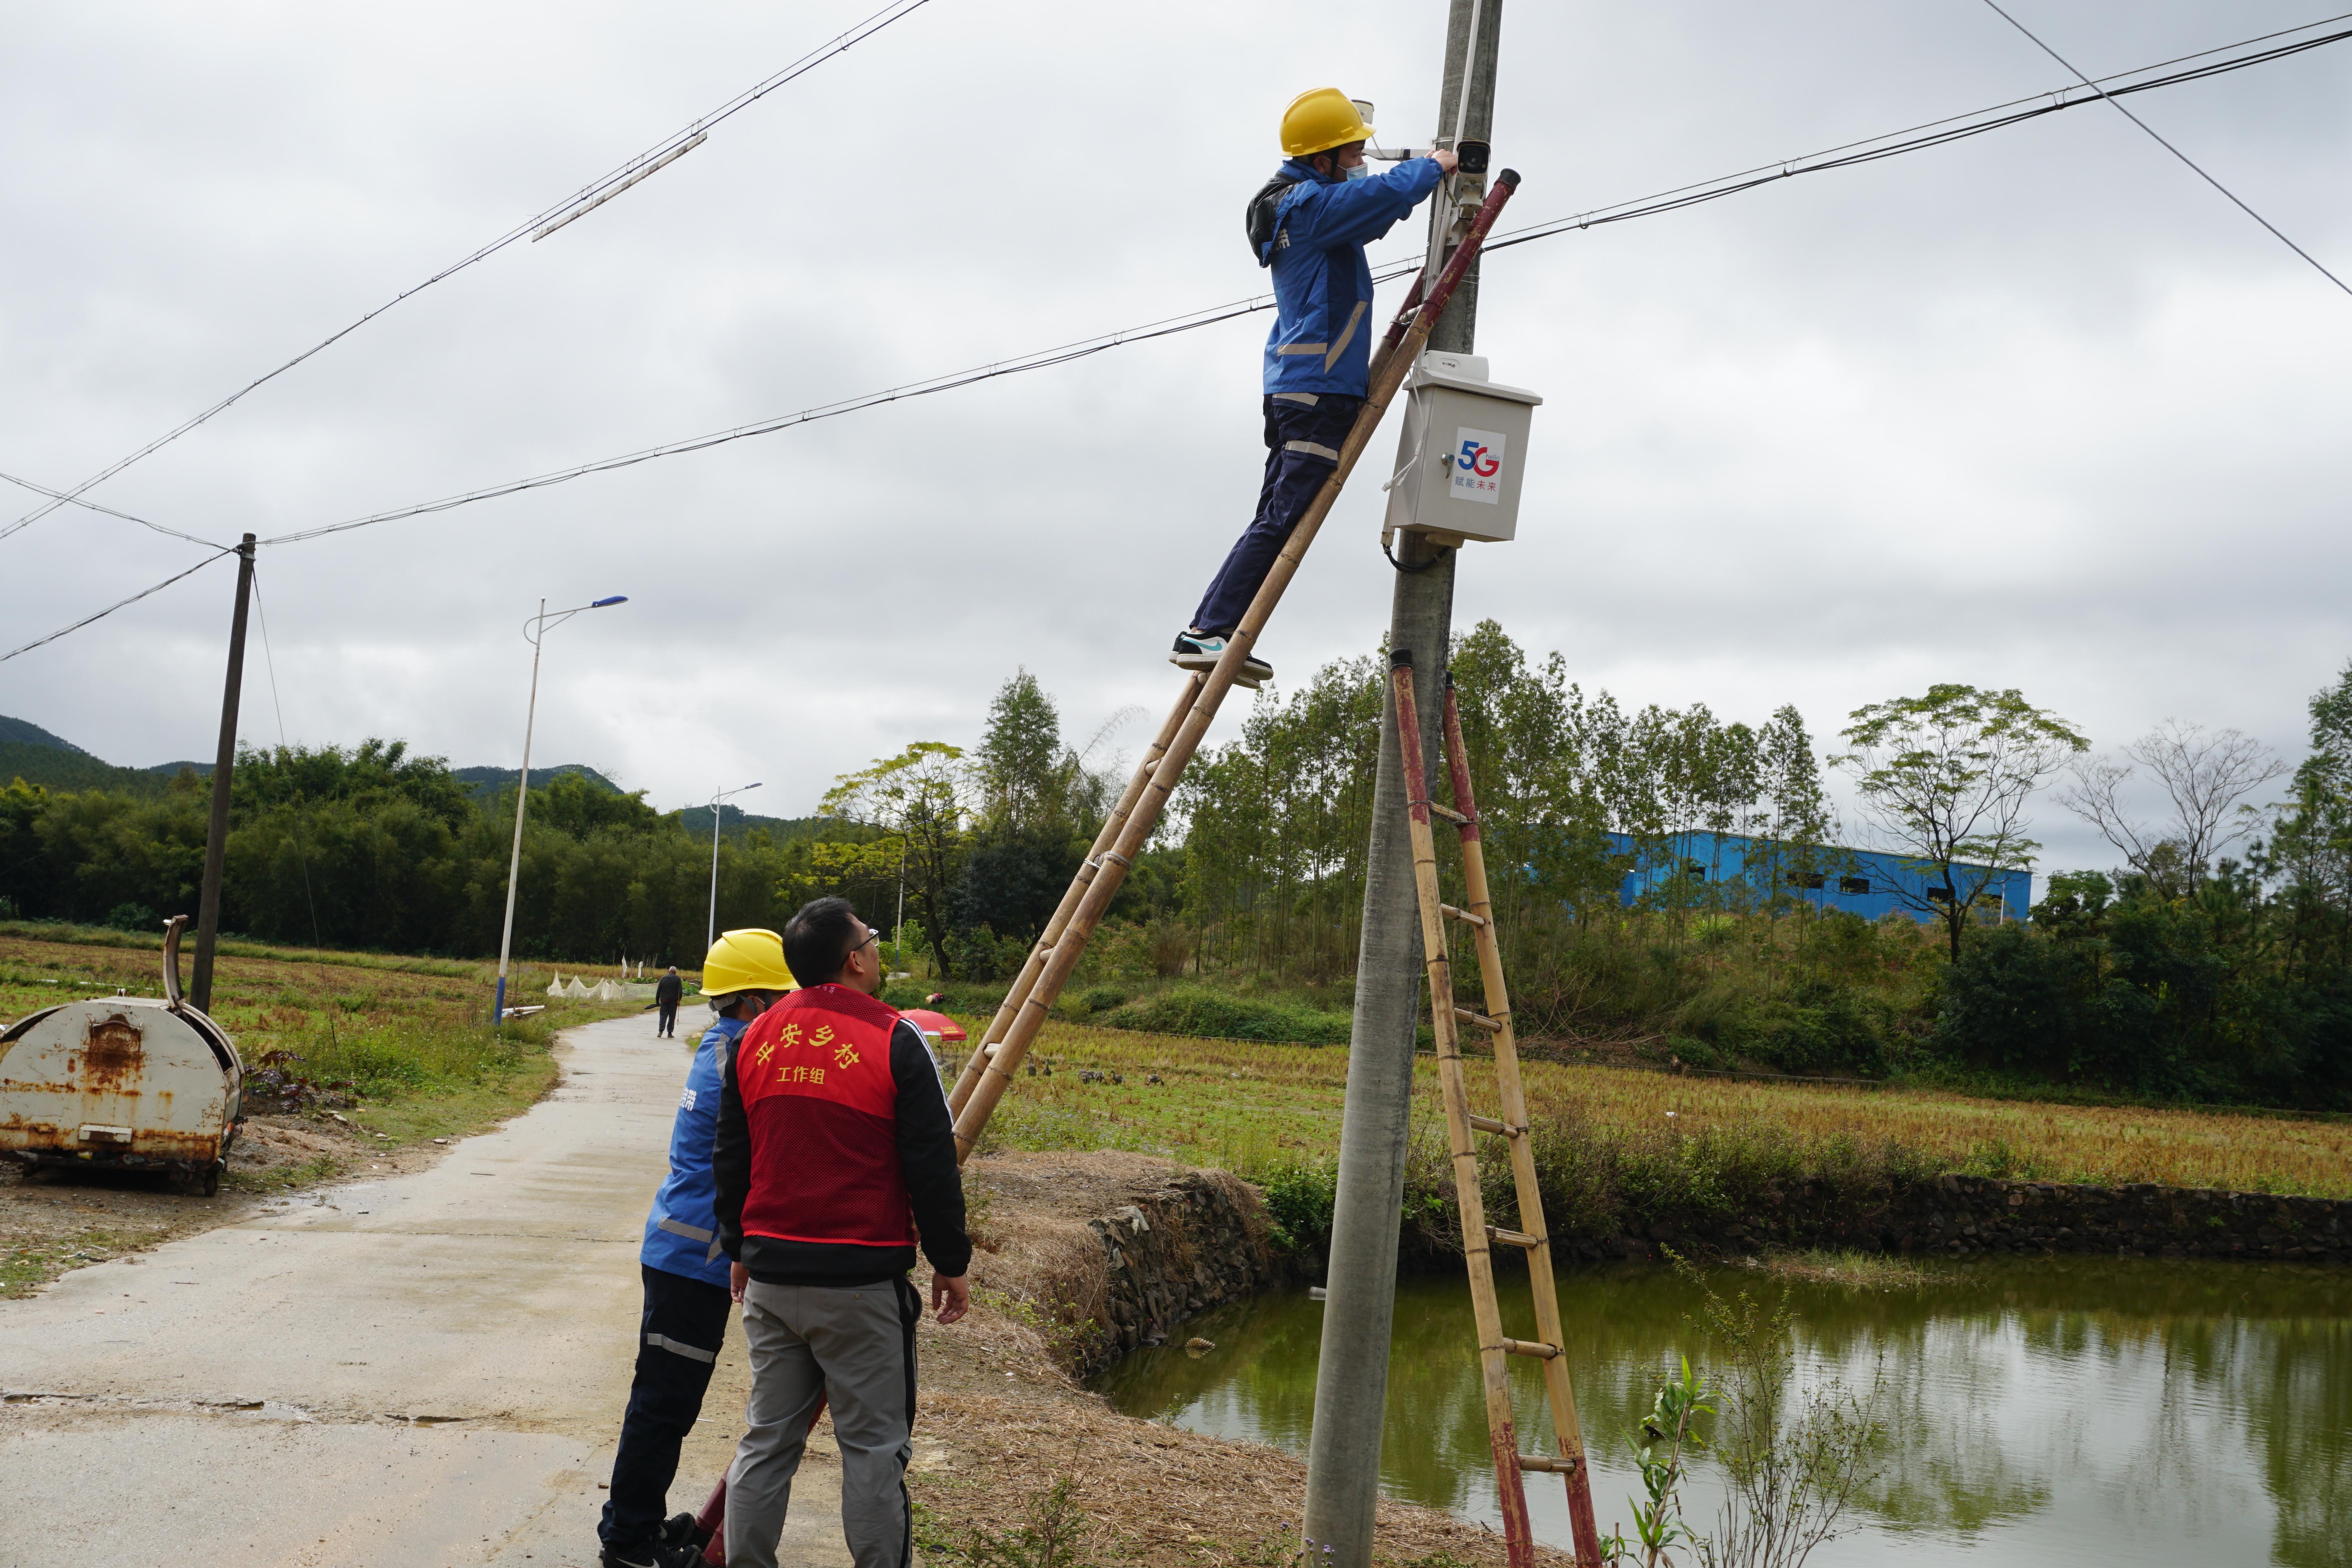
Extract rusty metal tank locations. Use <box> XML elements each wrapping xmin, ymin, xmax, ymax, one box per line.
<box><xmin>0</xmin><ymin>916</ymin><xmax>244</xmax><ymax>1195</ymax></box>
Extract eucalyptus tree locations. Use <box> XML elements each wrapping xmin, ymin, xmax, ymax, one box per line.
<box><xmin>818</xmin><ymin>740</ymin><xmax>972</xmax><ymax>975</ymax></box>
<box><xmin>2060</xmin><ymin>721</ymin><xmax>2287</xmax><ymax>894</ymax></box>
<box><xmin>1835</xmin><ymin>685</ymin><xmax>2087</xmax><ymax>960</ymax></box>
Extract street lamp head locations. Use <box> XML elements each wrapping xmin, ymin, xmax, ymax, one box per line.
<box><xmin>590</xmin><ymin>595</ymin><xmax>629</xmax><ymax>608</ymax></box>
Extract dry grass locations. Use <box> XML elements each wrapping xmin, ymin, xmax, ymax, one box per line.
<box><xmin>960</xmin><ymin>1018</ymin><xmax>2352</xmax><ymax>1200</ymax></box>
<box><xmin>913</xmin><ymin>1390</ymin><xmax>1564</xmax><ymax>1567</ymax></box>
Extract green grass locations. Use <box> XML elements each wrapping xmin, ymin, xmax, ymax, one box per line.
<box><xmin>954</xmin><ymin>1014</ymin><xmax>2352</xmax><ymax>1265</ymax></box>
<box><xmin>2</xmin><ymin>926</ymin><xmax>633</xmax><ymax>1163</ymax></box>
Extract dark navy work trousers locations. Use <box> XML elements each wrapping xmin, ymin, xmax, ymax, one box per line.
<box><xmin>1190</xmin><ymin>394</ymin><xmax>1365</xmax><ymax>637</ymax></box>
<box><xmin>601</xmin><ymin>1263</ymin><xmax>733</xmax><ymax>1552</ymax></box>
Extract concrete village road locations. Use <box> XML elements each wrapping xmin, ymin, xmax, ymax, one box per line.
<box><xmin>0</xmin><ymin>1014</ymin><xmax>852</xmax><ymax>1567</ymax></box>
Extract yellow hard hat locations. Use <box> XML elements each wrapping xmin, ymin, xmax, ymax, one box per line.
<box><xmin>700</xmin><ymin>928</ymin><xmax>797</xmax><ymax>997</ymax></box>
<box><xmin>1281</xmin><ymin>87</ymin><xmax>1374</xmax><ymax>158</ymax></box>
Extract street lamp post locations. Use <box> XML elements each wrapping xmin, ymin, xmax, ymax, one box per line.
<box><xmin>492</xmin><ymin>594</ymin><xmax>628</xmax><ymax>1028</ymax></box>
<box><xmin>706</xmin><ymin>781</ymin><xmax>762</xmax><ymax>952</ymax></box>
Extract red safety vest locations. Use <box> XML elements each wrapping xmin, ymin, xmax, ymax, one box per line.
<box><xmin>733</xmin><ymin>984</ymin><xmax>913</xmax><ymax>1251</ymax></box>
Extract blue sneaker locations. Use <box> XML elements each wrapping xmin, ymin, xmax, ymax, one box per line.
<box><xmin>1171</xmin><ymin>630</ymin><xmax>1270</xmax><ymax>686</ymax></box>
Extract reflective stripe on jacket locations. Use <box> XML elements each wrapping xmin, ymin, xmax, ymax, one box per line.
<box><xmin>1259</xmin><ymin>156</ymin><xmax>1445</xmax><ymax>397</ymax></box>
<box><xmin>638</xmin><ymin>1013</ymin><xmax>742</xmax><ymax>1287</ymax></box>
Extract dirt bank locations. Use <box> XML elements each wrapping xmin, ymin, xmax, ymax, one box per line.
<box><xmin>905</xmin><ymin>1149</ymin><xmax>1565</xmax><ymax>1568</ymax></box>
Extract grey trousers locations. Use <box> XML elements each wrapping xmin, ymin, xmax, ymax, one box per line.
<box><xmin>727</xmin><ymin>1276</ymin><xmax>922</xmax><ymax>1568</ymax></box>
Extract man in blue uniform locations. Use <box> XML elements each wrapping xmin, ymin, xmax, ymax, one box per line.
<box><xmin>1172</xmin><ymin>88</ymin><xmax>1456</xmax><ymax>685</ymax></box>
<box><xmin>597</xmin><ymin>928</ymin><xmax>797</xmax><ymax>1568</ymax></box>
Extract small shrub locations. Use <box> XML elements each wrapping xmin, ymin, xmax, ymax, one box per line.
<box><xmin>1093</xmin><ymin>985</ymin><xmax>1349</xmax><ymax>1045</ymax></box>
<box><xmin>1256</xmin><ymin>1160</ymin><xmax>1338</xmax><ymax>1255</ymax></box>
<box><xmin>1072</xmin><ymin>984</ymin><xmax>1132</xmax><ymax>1018</ymax></box>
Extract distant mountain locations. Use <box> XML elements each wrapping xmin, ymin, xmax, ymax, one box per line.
<box><xmin>0</xmin><ymin>741</ymin><xmax>181</xmax><ymax>796</ymax></box>
<box><xmin>452</xmin><ymin>764</ymin><xmax>624</xmax><ymax>801</ymax></box>
<box><xmin>0</xmin><ymin>715</ymin><xmax>86</xmax><ymax>752</ymax></box>
<box><xmin>671</xmin><ymin>800</ymin><xmax>831</xmax><ymax>844</ymax></box>
<box><xmin>0</xmin><ymin>714</ymin><xmax>804</xmax><ymax>823</ymax></box>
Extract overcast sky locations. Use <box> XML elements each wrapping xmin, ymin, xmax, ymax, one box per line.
<box><xmin>4</xmin><ymin>0</ymin><xmax>2348</xmax><ymax>877</ymax></box>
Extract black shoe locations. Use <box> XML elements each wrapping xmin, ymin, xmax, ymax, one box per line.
<box><xmin>660</xmin><ymin>1513</ymin><xmax>703</xmax><ymax>1550</ymax></box>
<box><xmin>1169</xmin><ymin>630</ymin><xmax>1270</xmax><ymax>687</ymax></box>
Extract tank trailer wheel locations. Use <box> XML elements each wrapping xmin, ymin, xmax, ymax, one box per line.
<box><xmin>201</xmin><ymin>1163</ymin><xmax>221</xmax><ymax>1198</ymax></box>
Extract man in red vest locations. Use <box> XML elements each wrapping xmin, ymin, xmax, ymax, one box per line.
<box><xmin>713</xmin><ymin>897</ymin><xmax>970</xmax><ymax>1568</ymax></box>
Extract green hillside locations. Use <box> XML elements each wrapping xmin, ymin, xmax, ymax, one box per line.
<box><xmin>0</xmin><ymin>740</ymin><xmax>184</xmax><ymax>796</ymax></box>
<box><xmin>452</xmin><ymin>763</ymin><xmax>623</xmax><ymax>800</ymax></box>
<box><xmin>0</xmin><ymin>715</ymin><xmax>85</xmax><ymax>751</ymax></box>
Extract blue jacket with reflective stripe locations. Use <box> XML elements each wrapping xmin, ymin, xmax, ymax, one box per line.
<box><xmin>1259</xmin><ymin>157</ymin><xmax>1446</xmax><ymax>397</ymax></box>
<box><xmin>639</xmin><ymin>1013</ymin><xmax>742</xmax><ymax>1287</ymax></box>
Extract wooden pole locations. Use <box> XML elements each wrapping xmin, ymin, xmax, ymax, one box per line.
<box><xmin>1442</xmin><ymin>677</ymin><xmax>1604</xmax><ymax>1568</ymax></box>
<box><xmin>948</xmin><ymin>172</ymin><xmax>1523</xmax><ymax>1163</ymax></box>
<box><xmin>1392</xmin><ymin>653</ymin><xmax>1536</xmax><ymax>1567</ymax></box>
<box><xmin>189</xmin><ymin>534</ymin><xmax>256</xmax><ymax>1015</ymax></box>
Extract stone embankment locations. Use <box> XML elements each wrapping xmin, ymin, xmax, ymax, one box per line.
<box><xmin>1084</xmin><ymin>1173</ymin><xmax>1290</xmax><ymax>1370</ymax></box>
<box><xmin>1590</xmin><ymin>1172</ymin><xmax>2351</xmax><ymax>1266</ymax></box>
<box><xmin>962</xmin><ymin>1152</ymin><xmax>1291</xmax><ymax>1378</ymax></box>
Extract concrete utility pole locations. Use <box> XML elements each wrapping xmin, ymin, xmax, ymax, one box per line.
<box><xmin>189</xmin><ymin>534</ymin><xmax>257</xmax><ymax>1015</ymax></box>
<box><xmin>1301</xmin><ymin>2</ymin><xmax>1505</xmax><ymax>1563</ymax></box>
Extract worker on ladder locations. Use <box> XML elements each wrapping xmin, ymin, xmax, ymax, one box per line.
<box><xmin>1172</xmin><ymin>88</ymin><xmax>1457</xmax><ymax>684</ymax></box>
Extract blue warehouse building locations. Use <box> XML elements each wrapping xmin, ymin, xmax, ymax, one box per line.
<box><xmin>1604</xmin><ymin>831</ymin><xmax>2033</xmax><ymax>925</ymax></box>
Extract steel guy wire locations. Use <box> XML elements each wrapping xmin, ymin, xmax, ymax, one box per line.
<box><xmin>0</xmin><ymin>0</ymin><xmax>938</xmax><ymax>546</ymax></box>
<box><xmin>249</xmin><ymin>566</ymin><xmax>338</xmax><ymax>962</ymax></box>
<box><xmin>257</xmin><ymin>15</ymin><xmax>2352</xmax><ymax>549</ymax></box>
<box><xmin>1975</xmin><ymin>0</ymin><xmax>2352</xmax><ymax>298</ymax></box>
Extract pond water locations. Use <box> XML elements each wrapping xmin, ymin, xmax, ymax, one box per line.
<box><xmin>1089</xmin><ymin>1259</ymin><xmax>2352</xmax><ymax>1566</ymax></box>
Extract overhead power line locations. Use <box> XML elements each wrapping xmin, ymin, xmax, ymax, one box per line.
<box><xmin>1975</xmin><ymin>0</ymin><xmax>2352</xmax><ymax>299</ymax></box>
<box><xmin>0</xmin><ymin>550</ymin><xmax>233</xmax><ymax>665</ymax></box>
<box><xmin>258</xmin><ymin>13</ymin><xmax>2352</xmax><ymax>549</ymax></box>
<box><xmin>11</xmin><ymin>10</ymin><xmax>2347</xmax><ymax>661</ymax></box>
<box><xmin>0</xmin><ymin>0</ymin><xmax>937</xmax><ymax>546</ymax></box>
<box><xmin>0</xmin><ymin>468</ymin><xmax>227</xmax><ymax>549</ymax></box>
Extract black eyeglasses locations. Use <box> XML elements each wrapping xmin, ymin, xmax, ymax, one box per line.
<box><xmin>857</xmin><ymin>930</ymin><xmax>882</xmax><ymax>952</ymax></box>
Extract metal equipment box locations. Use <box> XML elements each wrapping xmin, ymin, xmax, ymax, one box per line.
<box><xmin>1381</xmin><ymin>350</ymin><xmax>1542</xmax><ymax>544</ymax></box>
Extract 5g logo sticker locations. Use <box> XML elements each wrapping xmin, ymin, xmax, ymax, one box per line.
<box><xmin>1452</xmin><ymin>427</ymin><xmax>1506</xmax><ymax>505</ymax></box>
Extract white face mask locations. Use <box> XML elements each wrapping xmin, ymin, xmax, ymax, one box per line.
<box><xmin>1341</xmin><ymin>162</ymin><xmax>1370</xmax><ymax>181</ymax></box>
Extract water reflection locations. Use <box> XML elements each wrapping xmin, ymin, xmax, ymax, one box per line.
<box><xmin>1088</xmin><ymin>1259</ymin><xmax>2352</xmax><ymax>1566</ymax></box>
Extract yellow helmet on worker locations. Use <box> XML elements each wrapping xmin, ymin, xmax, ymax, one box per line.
<box><xmin>1281</xmin><ymin>87</ymin><xmax>1375</xmax><ymax>158</ymax></box>
<box><xmin>701</xmin><ymin>927</ymin><xmax>797</xmax><ymax>1000</ymax></box>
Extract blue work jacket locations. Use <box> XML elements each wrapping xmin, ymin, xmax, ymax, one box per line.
<box><xmin>639</xmin><ymin>1013</ymin><xmax>742</xmax><ymax>1287</ymax></box>
<box><xmin>1259</xmin><ymin>156</ymin><xmax>1446</xmax><ymax>397</ymax></box>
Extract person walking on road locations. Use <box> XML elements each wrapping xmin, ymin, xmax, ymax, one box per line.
<box><xmin>1172</xmin><ymin>87</ymin><xmax>1455</xmax><ymax>686</ymax></box>
<box><xmin>597</xmin><ymin>930</ymin><xmax>797</xmax><ymax>1568</ymax></box>
<box><xmin>715</xmin><ymin>897</ymin><xmax>971</xmax><ymax>1568</ymax></box>
<box><xmin>653</xmin><ymin>964</ymin><xmax>685</xmax><ymax>1039</ymax></box>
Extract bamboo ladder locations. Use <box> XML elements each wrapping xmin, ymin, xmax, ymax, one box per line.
<box><xmin>1390</xmin><ymin>655</ymin><xmax>1604</xmax><ymax>1568</ymax></box>
<box><xmin>942</xmin><ymin>168</ymin><xmax>1524</xmax><ymax>1153</ymax></box>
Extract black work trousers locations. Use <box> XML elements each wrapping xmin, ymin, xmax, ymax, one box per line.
<box><xmin>601</xmin><ymin>1263</ymin><xmax>733</xmax><ymax>1552</ymax></box>
<box><xmin>1190</xmin><ymin>393</ymin><xmax>1364</xmax><ymax>637</ymax></box>
<box><xmin>657</xmin><ymin>1002</ymin><xmax>680</xmax><ymax>1037</ymax></box>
